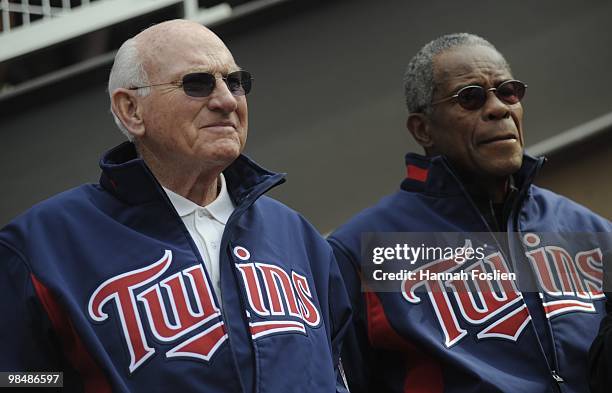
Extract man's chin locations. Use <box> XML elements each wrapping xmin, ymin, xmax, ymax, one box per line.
<box><xmin>482</xmin><ymin>156</ymin><xmax>523</xmax><ymax>178</ymax></box>
<box><xmin>201</xmin><ymin>147</ymin><xmax>241</xmax><ymax>168</ymax></box>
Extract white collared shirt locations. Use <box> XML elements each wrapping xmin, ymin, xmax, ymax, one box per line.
<box><xmin>163</xmin><ymin>173</ymin><xmax>235</xmax><ymax>306</ymax></box>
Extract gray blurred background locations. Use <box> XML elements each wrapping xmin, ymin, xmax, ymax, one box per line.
<box><xmin>1</xmin><ymin>0</ymin><xmax>611</xmax><ymax>232</ymax></box>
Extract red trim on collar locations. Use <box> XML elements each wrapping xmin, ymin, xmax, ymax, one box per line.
<box><xmin>406</xmin><ymin>164</ymin><xmax>429</xmax><ymax>182</ymax></box>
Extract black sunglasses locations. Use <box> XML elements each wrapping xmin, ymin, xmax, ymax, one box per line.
<box><xmin>431</xmin><ymin>79</ymin><xmax>527</xmax><ymax>110</ymax></box>
<box><xmin>129</xmin><ymin>70</ymin><xmax>253</xmax><ymax>97</ymax></box>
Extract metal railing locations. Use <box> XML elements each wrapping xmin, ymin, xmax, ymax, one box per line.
<box><xmin>526</xmin><ymin>111</ymin><xmax>612</xmax><ymax>157</ymax></box>
<box><xmin>0</xmin><ymin>0</ymin><xmax>234</xmax><ymax>62</ymax></box>
<box><xmin>1</xmin><ymin>0</ymin><xmax>98</xmax><ymax>33</ymax></box>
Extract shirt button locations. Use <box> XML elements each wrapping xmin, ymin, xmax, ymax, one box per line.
<box><xmin>197</xmin><ymin>210</ymin><xmax>205</xmax><ymax>218</ymax></box>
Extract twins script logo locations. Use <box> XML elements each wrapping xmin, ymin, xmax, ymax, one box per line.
<box><xmin>232</xmin><ymin>245</ymin><xmax>322</xmax><ymax>339</ymax></box>
<box><xmin>88</xmin><ymin>247</ymin><xmax>321</xmax><ymax>373</ymax></box>
<box><xmin>402</xmin><ymin>233</ymin><xmax>603</xmax><ymax>347</ymax></box>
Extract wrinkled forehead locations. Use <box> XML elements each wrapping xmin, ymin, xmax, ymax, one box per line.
<box><xmin>137</xmin><ymin>24</ymin><xmax>238</xmax><ymax>80</ymax></box>
<box><xmin>433</xmin><ymin>45</ymin><xmax>511</xmax><ymax>88</ymax></box>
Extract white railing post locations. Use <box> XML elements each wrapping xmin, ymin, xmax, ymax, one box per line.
<box><xmin>20</xmin><ymin>0</ymin><xmax>30</xmax><ymax>25</ymax></box>
<box><xmin>1</xmin><ymin>0</ymin><xmax>11</xmax><ymax>33</ymax></box>
<box><xmin>42</xmin><ymin>0</ymin><xmax>51</xmax><ymax>19</ymax></box>
<box><xmin>184</xmin><ymin>0</ymin><xmax>198</xmax><ymax>20</ymax></box>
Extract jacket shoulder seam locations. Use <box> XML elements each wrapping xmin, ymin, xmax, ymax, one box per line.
<box><xmin>0</xmin><ymin>239</ymin><xmax>31</xmax><ymax>273</ymax></box>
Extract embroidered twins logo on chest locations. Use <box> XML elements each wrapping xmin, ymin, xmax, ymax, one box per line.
<box><xmin>401</xmin><ymin>233</ymin><xmax>604</xmax><ymax>348</ymax></box>
<box><xmin>232</xmin><ymin>246</ymin><xmax>322</xmax><ymax>339</ymax></box>
<box><xmin>87</xmin><ymin>248</ymin><xmax>321</xmax><ymax>373</ymax></box>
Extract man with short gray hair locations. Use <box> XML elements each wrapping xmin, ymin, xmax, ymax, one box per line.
<box><xmin>0</xmin><ymin>19</ymin><xmax>351</xmax><ymax>392</ymax></box>
<box><xmin>329</xmin><ymin>33</ymin><xmax>611</xmax><ymax>392</ymax></box>
<box><xmin>403</xmin><ymin>33</ymin><xmax>510</xmax><ymax>115</ymax></box>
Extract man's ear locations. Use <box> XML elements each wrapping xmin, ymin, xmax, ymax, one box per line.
<box><xmin>111</xmin><ymin>88</ymin><xmax>146</xmax><ymax>138</ymax></box>
<box><xmin>406</xmin><ymin>112</ymin><xmax>434</xmax><ymax>149</ymax></box>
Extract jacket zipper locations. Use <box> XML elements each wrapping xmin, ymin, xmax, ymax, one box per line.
<box><xmin>551</xmin><ymin>370</ymin><xmax>564</xmax><ymax>384</ymax></box>
<box><xmin>440</xmin><ymin>157</ymin><xmax>564</xmax><ymax>390</ymax></box>
<box><xmin>506</xmin><ymin>159</ymin><xmax>566</xmax><ymax>384</ymax></box>
<box><xmin>154</xmin><ymin>165</ymin><xmax>285</xmax><ymax>393</ymax></box>
<box><xmin>217</xmin><ymin>174</ymin><xmax>286</xmax><ymax>393</ymax></box>
<box><xmin>506</xmin><ymin>159</ymin><xmax>566</xmax><ymax>392</ymax></box>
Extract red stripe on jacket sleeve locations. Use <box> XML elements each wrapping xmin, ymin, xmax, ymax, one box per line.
<box><xmin>365</xmin><ymin>291</ymin><xmax>443</xmax><ymax>393</ymax></box>
<box><xmin>31</xmin><ymin>274</ymin><xmax>113</xmax><ymax>393</ymax></box>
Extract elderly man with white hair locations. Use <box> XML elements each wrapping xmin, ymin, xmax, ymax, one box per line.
<box><xmin>0</xmin><ymin>20</ymin><xmax>351</xmax><ymax>392</ymax></box>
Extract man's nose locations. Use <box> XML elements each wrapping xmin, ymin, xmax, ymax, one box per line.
<box><xmin>207</xmin><ymin>78</ymin><xmax>239</xmax><ymax>113</ymax></box>
<box><xmin>482</xmin><ymin>90</ymin><xmax>511</xmax><ymax>121</ymax></box>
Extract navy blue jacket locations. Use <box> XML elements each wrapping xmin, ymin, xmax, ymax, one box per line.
<box><xmin>588</xmin><ymin>293</ymin><xmax>612</xmax><ymax>393</ymax></box>
<box><xmin>328</xmin><ymin>153</ymin><xmax>611</xmax><ymax>393</ymax></box>
<box><xmin>0</xmin><ymin>142</ymin><xmax>351</xmax><ymax>393</ymax></box>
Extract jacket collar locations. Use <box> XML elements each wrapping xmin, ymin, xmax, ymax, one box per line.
<box><xmin>99</xmin><ymin>142</ymin><xmax>286</xmax><ymax>206</ymax></box>
<box><xmin>163</xmin><ymin>173</ymin><xmax>233</xmax><ymax>225</ymax></box>
<box><xmin>400</xmin><ymin>152</ymin><xmax>544</xmax><ymax>198</ymax></box>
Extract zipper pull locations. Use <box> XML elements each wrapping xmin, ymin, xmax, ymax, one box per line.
<box><xmin>551</xmin><ymin>370</ymin><xmax>564</xmax><ymax>383</ymax></box>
